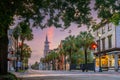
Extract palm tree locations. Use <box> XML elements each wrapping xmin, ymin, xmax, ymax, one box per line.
<box><xmin>22</xmin><ymin>43</ymin><xmax>32</xmax><ymax>68</ymax></box>
<box><xmin>48</xmin><ymin>50</ymin><xmax>59</xmax><ymax>70</ymax></box>
<box><xmin>13</xmin><ymin>22</ymin><xmax>33</xmax><ymax>70</ymax></box>
<box><xmin>76</xmin><ymin>49</ymin><xmax>85</xmax><ymax>65</ymax></box>
<box><xmin>63</xmin><ymin>35</ymin><xmax>76</xmax><ymax>70</ymax></box>
<box><xmin>13</xmin><ymin>26</ymin><xmax>22</xmax><ymax>50</ymax></box>
<box><xmin>19</xmin><ymin>22</ymin><xmax>33</xmax><ymax>62</ymax></box>
<box><xmin>13</xmin><ymin>22</ymin><xmax>33</xmax><ymax>59</ymax></box>
<box><xmin>13</xmin><ymin>26</ymin><xmax>22</xmax><ymax>66</ymax></box>
<box><xmin>76</xmin><ymin>31</ymin><xmax>94</xmax><ymax>72</ymax></box>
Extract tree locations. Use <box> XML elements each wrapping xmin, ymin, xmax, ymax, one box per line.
<box><xmin>31</xmin><ymin>61</ymin><xmax>39</xmax><ymax>70</ymax></box>
<box><xmin>13</xmin><ymin>26</ymin><xmax>22</xmax><ymax>53</ymax></box>
<box><xmin>93</xmin><ymin>0</ymin><xmax>120</xmax><ymax>30</ymax></box>
<box><xmin>13</xmin><ymin>22</ymin><xmax>33</xmax><ymax>70</ymax></box>
<box><xmin>61</xmin><ymin>36</ymin><xmax>78</xmax><ymax>70</ymax></box>
<box><xmin>63</xmin><ymin>35</ymin><xmax>76</xmax><ymax>70</ymax></box>
<box><xmin>22</xmin><ymin>44</ymin><xmax>32</xmax><ymax>68</ymax></box>
<box><xmin>76</xmin><ymin>50</ymin><xmax>85</xmax><ymax>64</ymax></box>
<box><xmin>47</xmin><ymin>50</ymin><xmax>59</xmax><ymax>70</ymax></box>
<box><xmin>0</xmin><ymin>30</ymin><xmax>8</xmax><ymax>75</ymax></box>
<box><xmin>110</xmin><ymin>12</ymin><xmax>120</xmax><ymax>25</ymax></box>
<box><xmin>19</xmin><ymin>22</ymin><xmax>33</xmax><ymax>62</ymax></box>
<box><xmin>76</xmin><ymin>31</ymin><xmax>94</xmax><ymax>72</ymax></box>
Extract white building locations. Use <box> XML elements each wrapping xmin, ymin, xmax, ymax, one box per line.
<box><xmin>8</xmin><ymin>29</ymin><xmax>16</xmax><ymax>71</ymax></box>
<box><xmin>91</xmin><ymin>23</ymin><xmax>120</xmax><ymax>71</ymax></box>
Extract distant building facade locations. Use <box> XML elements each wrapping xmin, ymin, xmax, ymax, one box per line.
<box><xmin>91</xmin><ymin>23</ymin><xmax>120</xmax><ymax>71</ymax></box>
<box><xmin>7</xmin><ymin>29</ymin><xmax>16</xmax><ymax>71</ymax></box>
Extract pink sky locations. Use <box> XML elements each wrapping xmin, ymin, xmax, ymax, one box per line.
<box><xmin>26</xmin><ymin>24</ymin><xmax>87</xmax><ymax>64</ymax></box>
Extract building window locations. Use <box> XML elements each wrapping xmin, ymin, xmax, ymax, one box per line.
<box><xmin>97</xmin><ymin>40</ymin><xmax>100</xmax><ymax>52</ymax></box>
<box><xmin>109</xmin><ymin>54</ymin><xmax>114</xmax><ymax>67</ymax></box>
<box><xmin>108</xmin><ymin>35</ymin><xmax>112</xmax><ymax>48</ymax></box>
<box><xmin>102</xmin><ymin>38</ymin><xmax>105</xmax><ymax>51</ymax></box>
<box><xmin>108</xmin><ymin>23</ymin><xmax>112</xmax><ymax>31</ymax></box>
<box><xmin>102</xmin><ymin>26</ymin><xmax>105</xmax><ymax>34</ymax></box>
<box><xmin>97</xmin><ymin>31</ymin><xmax>99</xmax><ymax>36</ymax></box>
<box><xmin>97</xmin><ymin>31</ymin><xmax>101</xmax><ymax>37</ymax></box>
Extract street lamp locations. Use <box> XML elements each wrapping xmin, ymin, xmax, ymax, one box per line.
<box><xmin>98</xmin><ymin>33</ymin><xmax>102</xmax><ymax>72</ymax></box>
<box><xmin>93</xmin><ymin>56</ymin><xmax>96</xmax><ymax>72</ymax></box>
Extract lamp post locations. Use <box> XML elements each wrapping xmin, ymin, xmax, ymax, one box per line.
<box><xmin>93</xmin><ymin>56</ymin><xmax>96</xmax><ymax>72</ymax></box>
<box><xmin>98</xmin><ymin>33</ymin><xmax>102</xmax><ymax>72</ymax></box>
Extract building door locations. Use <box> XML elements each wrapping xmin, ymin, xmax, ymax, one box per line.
<box><xmin>118</xmin><ymin>54</ymin><xmax>120</xmax><ymax>68</ymax></box>
<box><xmin>101</xmin><ymin>55</ymin><xmax>108</xmax><ymax>67</ymax></box>
<box><xmin>108</xmin><ymin>54</ymin><xmax>114</xmax><ymax>67</ymax></box>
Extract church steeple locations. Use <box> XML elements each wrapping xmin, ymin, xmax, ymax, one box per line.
<box><xmin>44</xmin><ymin>35</ymin><xmax>50</xmax><ymax>57</ymax></box>
<box><xmin>45</xmin><ymin>35</ymin><xmax>49</xmax><ymax>44</ymax></box>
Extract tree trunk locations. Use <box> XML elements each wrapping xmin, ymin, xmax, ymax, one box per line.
<box><xmin>20</xmin><ymin>39</ymin><xmax>24</xmax><ymax>70</ymax></box>
<box><xmin>53</xmin><ymin>59</ymin><xmax>56</xmax><ymax>70</ymax></box>
<box><xmin>69</xmin><ymin>49</ymin><xmax>72</xmax><ymax>71</ymax></box>
<box><xmin>64</xmin><ymin>55</ymin><xmax>66</xmax><ymax>70</ymax></box>
<box><xmin>20</xmin><ymin>39</ymin><xmax>24</xmax><ymax>61</ymax></box>
<box><xmin>84</xmin><ymin>48</ymin><xmax>88</xmax><ymax>72</ymax></box>
<box><xmin>0</xmin><ymin>32</ymin><xmax>8</xmax><ymax>75</ymax></box>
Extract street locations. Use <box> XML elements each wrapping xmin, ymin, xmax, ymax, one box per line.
<box><xmin>14</xmin><ymin>69</ymin><xmax>120</xmax><ymax>80</ymax></box>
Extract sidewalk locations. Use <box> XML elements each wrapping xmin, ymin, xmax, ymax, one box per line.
<box><xmin>12</xmin><ymin>71</ymin><xmax>27</xmax><ymax>78</ymax></box>
<box><xmin>68</xmin><ymin>69</ymin><xmax>120</xmax><ymax>74</ymax></box>
<box><xmin>12</xmin><ymin>69</ymin><xmax>120</xmax><ymax>79</ymax></box>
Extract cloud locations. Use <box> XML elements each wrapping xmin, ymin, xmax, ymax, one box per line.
<box><xmin>47</xmin><ymin>26</ymin><xmax>54</xmax><ymax>49</ymax></box>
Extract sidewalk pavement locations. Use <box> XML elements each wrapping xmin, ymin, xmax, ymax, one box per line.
<box><xmin>13</xmin><ymin>69</ymin><xmax>120</xmax><ymax>77</ymax></box>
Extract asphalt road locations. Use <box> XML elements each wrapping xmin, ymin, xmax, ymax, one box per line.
<box><xmin>14</xmin><ymin>69</ymin><xmax>120</xmax><ymax>80</ymax></box>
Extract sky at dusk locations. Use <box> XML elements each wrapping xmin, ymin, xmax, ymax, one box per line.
<box><xmin>26</xmin><ymin>24</ymin><xmax>87</xmax><ymax>65</ymax></box>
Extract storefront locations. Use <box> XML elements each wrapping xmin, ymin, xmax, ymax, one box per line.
<box><xmin>94</xmin><ymin>50</ymin><xmax>120</xmax><ymax>71</ymax></box>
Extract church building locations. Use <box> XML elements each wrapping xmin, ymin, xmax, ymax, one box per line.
<box><xmin>44</xmin><ymin>35</ymin><xmax>50</xmax><ymax>57</ymax></box>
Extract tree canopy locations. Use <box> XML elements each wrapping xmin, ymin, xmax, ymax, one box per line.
<box><xmin>0</xmin><ymin>0</ymin><xmax>92</xmax><ymax>37</ymax></box>
<box><xmin>1</xmin><ymin>0</ymin><xmax>120</xmax><ymax>37</ymax></box>
<box><xmin>93</xmin><ymin>0</ymin><xmax>120</xmax><ymax>30</ymax></box>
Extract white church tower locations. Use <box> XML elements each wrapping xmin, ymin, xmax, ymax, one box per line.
<box><xmin>44</xmin><ymin>35</ymin><xmax>50</xmax><ymax>57</ymax></box>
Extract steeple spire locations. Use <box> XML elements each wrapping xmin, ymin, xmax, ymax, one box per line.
<box><xmin>45</xmin><ymin>34</ymin><xmax>49</xmax><ymax>44</ymax></box>
<box><xmin>44</xmin><ymin>34</ymin><xmax>50</xmax><ymax>57</ymax></box>
<box><xmin>45</xmin><ymin>35</ymin><xmax>48</xmax><ymax>42</ymax></box>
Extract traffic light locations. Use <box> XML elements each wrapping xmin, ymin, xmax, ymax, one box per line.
<box><xmin>90</xmin><ymin>42</ymin><xmax>97</xmax><ymax>50</ymax></box>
